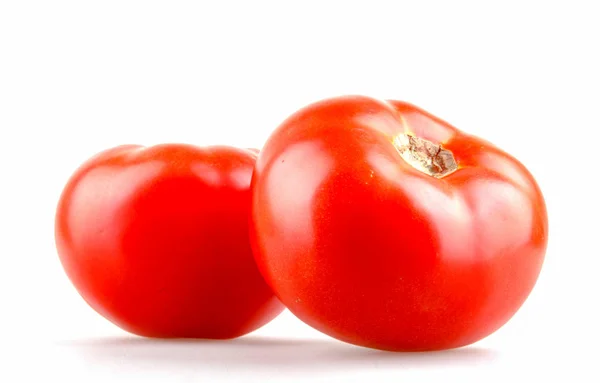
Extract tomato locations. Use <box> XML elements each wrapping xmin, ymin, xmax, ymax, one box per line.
<box><xmin>250</xmin><ymin>96</ymin><xmax>548</xmax><ymax>351</ymax></box>
<box><xmin>55</xmin><ymin>144</ymin><xmax>283</xmax><ymax>338</ymax></box>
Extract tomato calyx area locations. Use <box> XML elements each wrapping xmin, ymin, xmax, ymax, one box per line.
<box><xmin>392</xmin><ymin>133</ymin><xmax>458</xmax><ymax>178</ymax></box>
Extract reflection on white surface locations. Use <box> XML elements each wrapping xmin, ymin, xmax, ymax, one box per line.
<box><xmin>53</xmin><ymin>336</ymin><xmax>496</xmax><ymax>374</ymax></box>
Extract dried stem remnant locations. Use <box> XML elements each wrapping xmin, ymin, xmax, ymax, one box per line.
<box><xmin>393</xmin><ymin>134</ymin><xmax>458</xmax><ymax>178</ymax></box>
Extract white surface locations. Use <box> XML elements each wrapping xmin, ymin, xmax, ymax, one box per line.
<box><xmin>0</xmin><ymin>1</ymin><xmax>597</xmax><ymax>382</ymax></box>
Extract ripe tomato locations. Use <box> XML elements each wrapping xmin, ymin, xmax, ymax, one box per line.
<box><xmin>55</xmin><ymin>144</ymin><xmax>283</xmax><ymax>338</ymax></box>
<box><xmin>250</xmin><ymin>96</ymin><xmax>548</xmax><ymax>351</ymax></box>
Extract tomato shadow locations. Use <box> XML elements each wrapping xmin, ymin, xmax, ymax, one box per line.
<box><xmin>55</xmin><ymin>335</ymin><xmax>497</xmax><ymax>374</ymax></box>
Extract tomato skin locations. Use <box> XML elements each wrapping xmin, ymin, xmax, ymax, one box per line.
<box><xmin>56</xmin><ymin>144</ymin><xmax>283</xmax><ymax>338</ymax></box>
<box><xmin>250</xmin><ymin>96</ymin><xmax>548</xmax><ymax>351</ymax></box>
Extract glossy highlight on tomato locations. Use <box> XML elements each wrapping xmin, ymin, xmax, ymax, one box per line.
<box><xmin>56</xmin><ymin>144</ymin><xmax>283</xmax><ymax>338</ymax></box>
<box><xmin>250</xmin><ymin>96</ymin><xmax>548</xmax><ymax>351</ymax></box>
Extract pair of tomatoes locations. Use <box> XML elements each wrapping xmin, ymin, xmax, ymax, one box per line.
<box><xmin>55</xmin><ymin>96</ymin><xmax>548</xmax><ymax>351</ymax></box>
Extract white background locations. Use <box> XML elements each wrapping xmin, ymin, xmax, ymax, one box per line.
<box><xmin>0</xmin><ymin>1</ymin><xmax>598</xmax><ymax>382</ymax></box>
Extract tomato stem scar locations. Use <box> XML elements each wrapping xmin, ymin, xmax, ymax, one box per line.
<box><xmin>393</xmin><ymin>134</ymin><xmax>458</xmax><ymax>178</ymax></box>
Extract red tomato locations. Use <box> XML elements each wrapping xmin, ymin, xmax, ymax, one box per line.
<box><xmin>56</xmin><ymin>144</ymin><xmax>283</xmax><ymax>338</ymax></box>
<box><xmin>250</xmin><ymin>96</ymin><xmax>548</xmax><ymax>351</ymax></box>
